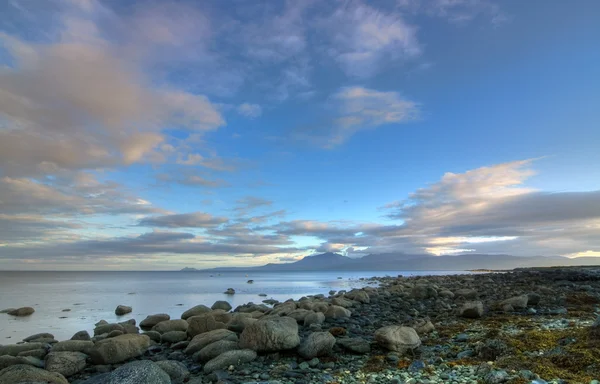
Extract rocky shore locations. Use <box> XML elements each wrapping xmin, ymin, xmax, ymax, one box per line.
<box><xmin>1</xmin><ymin>267</ymin><xmax>600</xmax><ymax>384</ymax></box>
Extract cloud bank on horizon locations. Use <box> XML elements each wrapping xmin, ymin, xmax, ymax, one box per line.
<box><xmin>0</xmin><ymin>0</ymin><xmax>598</xmax><ymax>269</ymax></box>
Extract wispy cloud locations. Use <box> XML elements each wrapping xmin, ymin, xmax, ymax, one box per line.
<box><xmin>237</xmin><ymin>103</ymin><xmax>263</xmax><ymax>118</ymax></box>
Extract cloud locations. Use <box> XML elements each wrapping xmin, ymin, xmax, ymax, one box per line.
<box><xmin>139</xmin><ymin>212</ymin><xmax>229</xmax><ymax>228</ymax></box>
<box><xmin>237</xmin><ymin>103</ymin><xmax>262</xmax><ymax>118</ymax></box>
<box><xmin>233</xmin><ymin>196</ymin><xmax>273</xmax><ymax>215</ymax></box>
<box><xmin>397</xmin><ymin>0</ymin><xmax>509</xmax><ymax>25</ymax></box>
<box><xmin>156</xmin><ymin>173</ymin><xmax>230</xmax><ymax>188</ymax></box>
<box><xmin>321</xmin><ymin>2</ymin><xmax>420</xmax><ymax>78</ymax></box>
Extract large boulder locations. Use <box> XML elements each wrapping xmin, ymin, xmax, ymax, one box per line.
<box><xmin>345</xmin><ymin>290</ymin><xmax>371</xmax><ymax>304</ymax></box>
<box><xmin>455</xmin><ymin>288</ymin><xmax>478</xmax><ymax>300</ymax></box>
<box><xmin>6</xmin><ymin>307</ymin><xmax>35</xmax><ymax>317</ymax></box>
<box><xmin>51</xmin><ymin>340</ymin><xmax>94</xmax><ymax>354</ymax></box>
<box><xmin>460</xmin><ymin>301</ymin><xmax>484</xmax><ymax>318</ymax></box>
<box><xmin>325</xmin><ymin>305</ymin><xmax>351</xmax><ymax>319</ymax></box>
<box><xmin>203</xmin><ymin>350</ymin><xmax>257</xmax><ymax>374</ymax></box>
<box><xmin>0</xmin><ymin>343</ymin><xmax>46</xmax><ymax>357</ymax></box>
<box><xmin>45</xmin><ymin>351</ymin><xmax>87</xmax><ymax>377</ymax></box>
<box><xmin>181</xmin><ymin>305</ymin><xmax>211</xmax><ymax>320</ymax></box>
<box><xmin>211</xmin><ymin>301</ymin><xmax>232</xmax><ymax>312</ymax></box>
<box><xmin>304</xmin><ymin>311</ymin><xmax>325</xmax><ymax>327</ymax></box>
<box><xmin>185</xmin><ymin>329</ymin><xmax>238</xmax><ymax>355</ymax></box>
<box><xmin>71</xmin><ymin>330</ymin><xmax>91</xmax><ymax>341</ymax></box>
<box><xmin>331</xmin><ymin>297</ymin><xmax>354</xmax><ymax>308</ymax></box>
<box><xmin>239</xmin><ymin>316</ymin><xmax>300</xmax><ymax>352</ymax></box>
<box><xmin>337</xmin><ymin>337</ymin><xmax>371</xmax><ymax>354</ymax></box>
<box><xmin>288</xmin><ymin>309</ymin><xmax>313</xmax><ymax>323</ymax></box>
<box><xmin>154</xmin><ymin>360</ymin><xmax>189</xmax><ymax>384</ymax></box>
<box><xmin>298</xmin><ymin>332</ymin><xmax>336</xmax><ymax>358</ymax></box>
<box><xmin>140</xmin><ymin>314</ymin><xmax>170</xmax><ymax>329</ymax></box>
<box><xmin>152</xmin><ymin>319</ymin><xmax>188</xmax><ymax>334</ymax></box>
<box><xmin>500</xmin><ymin>295</ymin><xmax>529</xmax><ymax>310</ymax></box>
<box><xmin>161</xmin><ymin>331</ymin><xmax>188</xmax><ymax>344</ymax></box>
<box><xmin>374</xmin><ymin>326</ymin><xmax>421</xmax><ymax>353</ymax></box>
<box><xmin>0</xmin><ymin>356</ymin><xmax>43</xmax><ymax>370</ymax></box>
<box><xmin>103</xmin><ymin>360</ymin><xmax>170</xmax><ymax>384</ymax></box>
<box><xmin>187</xmin><ymin>313</ymin><xmax>226</xmax><ymax>337</ymax></box>
<box><xmin>227</xmin><ymin>313</ymin><xmax>257</xmax><ymax>333</ymax></box>
<box><xmin>94</xmin><ymin>323</ymin><xmax>124</xmax><ymax>336</ymax></box>
<box><xmin>197</xmin><ymin>340</ymin><xmax>239</xmax><ymax>362</ymax></box>
<box><xmin>23</xmin><ymin>333</ymin><xmax>54</xmax><ymax>342</ymax></box>
<box><xmin>269</xmin><ymin>302</ymin><xmax>297</xmax><ymax>316</ymax></box>
<box><xmin>90</xmin><ymin>334</ymin><xmax>150</xmax><ymax>364</ymax></box>
<box><xmin>115</xmin><ymin>305</ymin><xmax>132</xmax><ymax>316</ymax></box>
<box><xmin>0</xmin><ymin>364</ymin><xmax>68</xmax><ymax>384</ymax></box>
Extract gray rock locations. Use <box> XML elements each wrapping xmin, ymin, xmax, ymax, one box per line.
<box><xmin>331</xmin><ymin>297</ymin><xmax>354</xmax><ymax>308</ymax></box>
<box><xmin>0</xmin><ymin>356</ymin><xmax>43</xmax><ymax>370</ymax></box>
<box><xmin>527</xmin><ymin>292</ymin><xmax>541</xmax><ymax>306</ymax></box>
<box><xmin>324</xmin><ymin>305</ymin><xmax>351</xmax><ymax>319</ymax></box>
<box><xmin>71</xmin><ymin>330</ymin><xmax>91</xmax><ymax>341</ymax></box>
<box><xmin>455</xmin><ymin>288</ymin><xmax>478</xmax><ymax>299</ymax></box>
<box><xmin>115</xmin><ymin>305</ymin><xmax>132</xmax><ymax>316</ymax></box>
<box><xmin>336</xmin><ymin>337</ymin><xmax>371</xmax><ymax>354</ymax></box>
<box><xmin>304</xmin><ymin>312</ymin><xmax>325</xmax><ymax>327</ymax></box>
<box><xmin>287</xmin><ymin>309</ymin><xmax>313</xmax><ymax>323</ymax></box>
<box><xmin>45</xmin><ymin>351</ymin><xmax>87</xmax><ymax>377</ymax></box>
<box><xmin>374</xmin><ymin>326</ymin><xmax>421</xmax><ymax>353</ymax></box>
<box><xmin>298</xmin><ymin>332</ymin><xmax>336</xmax><ymax>358</ymax></box>
<box><xmin>6</xmin><ymin>307</ymin><xmax>35</xmax><ymax>317</ymax></box>
<box><xmin>181</xmin><ymin>305</ymin><xmax>212</xmax><ymax>320</ymax></box>
<box><xmin>51</xmin><ymin>340</ymin><xmax>94</xmax><ymax>354</ymax></box>
<box><xmin>501</xmin><ymin>295</ymin><xmax>528</xmax><ymax>310</ymax></box>
<box><xmin>0</xmin><ymin>343</ymin><xmax>45</xmax><ymax>357</ymax></box>
<box><xmin>23</xmin><ymin>333</ymin><xmax>54</xmax><ymax>342</ymax></box>
<box><xmin>0</xmin><ymin>364</ymin><xmax>69</xmax><ymax>384</ymax></box>
<box><xmin>107</xmin><ymin>330</ymin><xmax>124</xmax><ymax>338</ymax></box>
<box><xmin>185</xmin><ymin>329</ymin><xmax>238</xmax><ymax>355</ymax></box>
<box><xmin>460</xmin><ymin>301</ymin><xmax>484</xmax><ymax>318</ymax></box>
<box><xmin>187</xmin><ymin>313</ymin><xmax>227</xmax><ymax>337</ymax></box>
<box><xmin>154</xmin><ymin>360</ymin><xmax>190</xmax><ymax>384</ymax></box>
<box><xmin>94</xmin><ymin>323</ymin><xmax>124</xmax><ymax>336</ymax></box>
<box><xmin>144</xmin><ymin>331</ymin><xmax>162</xmax><ymax>342</ymax></box>
<box><xmin>140</xmin><ymin>314</ymin><xmax>170</xmax><ymax>329</ymax></box>
<box><xmin>227</xmin><ymin>313</ymin><xmax>257</xmax><ymax>332</ymax></box>
<box><xmin>152</xmin><ymin>319</ymin><xmax>189</xmax><ymax>334</ymax></box>
<box><xmin>90</xmin><ymin>334</ymin><xmax>151</xmax><ymax>364</ymax></box>
<box><xmin>161</xmin><ymin>331</ymin><xmax>188</xmax><ymax>344</ymax></box>
<box><xmin>17</xmin><ymin>349</ymin><xmax>47</xmax><ymax>360</ymax></box>
<box><xmin>212</xmin><ymin>301</ymin><xmax>232</xmax><ymax>312</ymax></box>
<box><xmin>239</xmin><ymin>316</ymin><xmax>300</xmax><ymax>352</ymax></box>
<box><xmin>104</xmin><ymin>360</ymin><xmax>170</xmax><ymax>384</ymax></box>
<box><xmin>197</xmin><ymin>340</ymin><xmax>240</xmax><ymax>362</ymax></box>
<box><xmin>203</xmin><ymin>349</ymin><xmax>257</xmax><ymax>374</ymax></box>
<box><xmin>345</xmin><ymin>289</ymin><xmax>370</xmax><ymax>304</ymax></box>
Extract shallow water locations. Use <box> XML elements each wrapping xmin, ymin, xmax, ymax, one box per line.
<box><xmin>0</xmin><ymin>270</ymin><xmax>467</xmax><ymax>341</ymax></box>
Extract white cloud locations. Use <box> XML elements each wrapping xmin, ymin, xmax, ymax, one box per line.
<box><xmin>237</xmin><ymin>103</ymin><xmax>263</xmax><ymax>118</ymax></box>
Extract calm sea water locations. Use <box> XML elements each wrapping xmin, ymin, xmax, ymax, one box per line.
<box><xmin>0</xmin><ymin>270</ymin><xmax>467</xmax><ymax>341</ymax></box>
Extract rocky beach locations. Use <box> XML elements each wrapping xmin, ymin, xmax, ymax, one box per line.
<box><xmin>1</xmin><ymin>267</ymin><xmax>600</xmax><ymax>384</ymax></box>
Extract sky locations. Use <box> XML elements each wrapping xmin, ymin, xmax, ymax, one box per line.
<box><xmin>0</xmin><ymin>0</ymin><xmax>599</xmax><ymax>270</ymax></box>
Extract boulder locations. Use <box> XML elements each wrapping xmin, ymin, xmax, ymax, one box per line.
<box><xmin>140</xmin><ymin>314</ymin><xmax>170</xmax><ymax>329</ymax></box>
<box><xmin>239</xmin><ymin>316</ymin><xmax>300</xmax><ymax>352</ymax></box>
<box><xmin>187</xmin><ymin>313</ymin><xmax>226</xmax><ymax>337</ymax></box>
<box><xmin>0</xmin><ymin>343</ymin><xmax>45</xmax><ymax>357</ymax></box>
<box><xmin>269</xmin><ymin>302</ymin><xmax>297</xmax><ymax>316</ymax></box>
<box><xmin>288</xmin><ymin>309</ymin><xmax>313</xmax><ymax>323</ymax></box>
<box><xmin>23</xmin><ymin>333</ymin><xmax>54</xmax><ymax>342</ymax></box>
<box><xmin>0</xmin><ymin>308</ymin><xmax>16</xmax><ymax>314</ymax></box>
<box><xmin>501</xmin><ymin>295</ymin><xmax>529</xmax><ymax>310</ymax></box>
<box><xmin>154</xmin><ymin>360</ymin><xmax>189</xmax><ymax>384</ymax></box>
<box><xmin>45</xmin><ymin>351</ymin><xmax>87</xmax><ymax>377</ymax></box>
<box><xmin>298</xmin><ymin>332</ymin><xmax>336</xmax><ymax>358</ymax></box>
<box><xmin>94</xmin><ymin>323</ymin><xmax>124</xmax><ymax>336</ymax></box>
<box><xmin>185</xmin><ymin>329</ymin><xmax>238</xmax><ymax>355</ymax></box>
<box><xmin>0</xmin><ymin>364</ymin><xmax>68</xmax><ymax>384</ymax></box>
<box><xmin>161</xmin><ymin>331</ymin><xmax>188</xmax><ymax>344</ymax></box>
<box><xmin>224</xmin><ymin>288</ymin><xmax>236</xmax><ymax>295</ymax></box>
<box><xmin>337</xmin><ymin>337</ymin><xmax>371</xmax><ymax>354</ymax></box>
<box><xmin>211</xmin><ymin>301</ymin><xmax>232</xmax><ymax>311</ymax></box>
<box><xmin>304</xmin><ymin>311</ymin><xmax>325</xmax><ymax>327</ymax></box>
<box><xmin>51</xmin><ymin>340</ymin><xmax>94</xmax><ymax>354</ymax></box>
<box><xmin>460</xmin><ymin>301</ymin><xmax>484</xmax><ymax>318</ymax></box>
<box><xmin>115</xmin><ymin>305</ymin><xmax>132</xmax><ymax>316</ymax></box>
<box><xmin>181</xmin><ymin>305</ymin><xmax>211</xmax><ymax>320</ymax></box>
<box><xmin>211</xmin><ymin>309</ymin><xmax>233</xmax><ymax>324</ymax></box>
<box><xmin>197</xmin><ymin>340</ymin><xmax>240</xmax><ymax>362</ymax></box>
<box><xmin>152</xmin><ymin>319</ymin><xmax>189</xmax><ymax>334</ymax></box>
<box><xmin>6</xmin><ymin>307</ymin><xmax>35</xmax><ymax>317</ymax></box>
<box><xmin>527</xmin><ymin>292</ymin><xmax>541</xmax><ymax>306</ymax></box>
<box><xmin>0</xmin><ymin>356</ymin><xmax>43</xmax><ymax>370</ymax></box>
<box><xmin>413</xmin><ymin>319</ymin><xmax>435</xmax><ymax>334</ymax></box>
<box><xmin>71</xmin><ymin>330</ymin><xmax>91</xmax><ymax>341</ymax></box>
<box><xmin>102</xmin><ymin>360</ymin><xmax>170</xmax><ymax>384</ymax></box>
<box><xmin>227</xmin><ymin>313</ymin><xmax>257</xmax><ymax>333</ymax></box>
<box><xmin>325</xmin><ymin>305</ymin><xmax>351</xmax><ymax>319</ymax></box>
<box><xmin>439</xmin><ymin>290</ymin><xmax>455</xmax><ymax>299</ymax></box>
<box><xmin>203</xmin><ymin>349</ymin><xmax>257</xmax><ymax>374</ymax></box>
<box><xmin>345</xmin><ymin>290</ymin><xmax>370</xmax><ymax>304</ymax></box>
<box><xmin>374</xmin><ymin>326</ymin><xmax>421</xmax><ymax>353</ymax></box>
<box><xmin>90</xmin><ymin>334</ymin><xmax>150</xmax><ymax>364</ymax></box>
<box><xmin>144</xmin><ymin>331</ymin><xmax>162</xmax><ymax>343</ymax></box>
<box><xmin>331</xmin><ymin>297</ymin><xmax>354</xmax><ymax>308</ymax></box>
<box><xmin>17</xmin><ymin>349</ymin><xmax>47</xmax><ymax>360</ymax></box>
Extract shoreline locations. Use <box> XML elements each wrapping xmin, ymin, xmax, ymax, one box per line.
<box><xmin>1</xmin><ymin>267</ymin><xmax>599</xmax><ymax>384</ymax></box>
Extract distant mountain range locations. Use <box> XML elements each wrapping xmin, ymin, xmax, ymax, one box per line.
<box><xmin>180</xmin><ymin>252</ymin><xmax>600</xmax><ymax>272</ymax></box>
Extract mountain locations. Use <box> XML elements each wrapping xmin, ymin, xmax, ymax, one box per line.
<box><xmin>183</xmin><ymin>252</ymin><xmax>600</xmax><ymax>272</ymax></box>
<box><xmin>180</xmin><ymin>267</ymin><xmax>199</xmax><ymax>271</ymax></box>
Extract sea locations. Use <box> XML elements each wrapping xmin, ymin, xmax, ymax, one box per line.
<box><xmin>0</xmin><ymin>270</ymin><xmax>469</xmax><ymax>341</ymax></box>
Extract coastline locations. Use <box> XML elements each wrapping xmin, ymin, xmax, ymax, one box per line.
<box><xmin>0</xmin><ymin>267</ymin><xmax>599</xmax><ymax>384</ymax></box>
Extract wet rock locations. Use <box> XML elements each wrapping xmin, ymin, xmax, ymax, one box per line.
<box><xmin>336</xmin><ymin>337</ymin><xmax>371</xmax><ymax>354</ymax></box>
<box><xmin>455</xmin><ymin>289</ymin><xmax>478</xmax><ymax>299</ymax></box>
<box><xmin>71</xmin><ymin>330</ymin><xmax>91</xmax><ymax>341</ymax></box>
<box><xmin>239</xmin><ymin>316</ymin><xmax>300</xmax><ymax>352</ymax></box>
<box><xmin>144</xmin><ymin>330</ymin><xmax>162</xmax><ymax>342</ymax></box>
<box><xmin>298</xmin><ymin>332</ymin><xmax>336</xmax><ymax>358</ymax></box>
<box><xmin>197</xmin><ymin>340</ymin><xmax>240</xmax><ymax>362</ymax></box>
<box><xmin>374</xmin><ymin>326</ymin><xmax>421</xmax><ymax>353</ymax></box>
<box><xmin>102</xmin><ymin>360</ymin><xmax>170</xmax><ymax>384</ymax></box>
<box><xmin>527</xmin><ymin>292</ymin><xmax>541</xmax><ymax>305</ymax></box>
<box><xmin>115</xmin><ymin>305</ymin><xmax>132</xmax><ymax>316</ymax></box>
<box><xmin>23</xmin><ymin>333</ymin><xmax>54</xmax><ymax>342</ymax></box>
<box><xmin>304</xmin><ymin>312</ymin><xmax>325</xmax><ymax>327</ymax></box>
<box><xmin>140</xmin><ymin>314</ymin><xmax>170</xmax><ymax>329</ymax></box>
<box><xmin>501</xmin><ymin>295</ymin><xmax>528</xmax><ymax>310</ymax></box>
<box><xmin>345</xmin><ymin>289</ymin><xmax>371</xmax><ymax>304</ymax></box>
<box><xmin>460</xmin><ymin>301</ymin><xmax>484</xmax><ymax>318</ymax></box>
<box><xmin>6</xmin><ymin>307</ymin><xmax>35</xmax><ymax>317</ymax></box>
<box><xmin>45</xmin><ymin>351</ymin><xmax>87</xmax><ymax>377</ymax></box>
<box><xmin>185</xmin><ymin>329</ymin><xmax>238</xmax><ymax>355</ymax></box>
<box><xmin>0</xmin><ymin>356</ymin><xmax>43</xmax><ymax>370</ymax></box>
<box><xmin>212</xmin><ymin>301</ymin><xmax>233</xmax><ymax>311</ymax></box>
<box><xmin>181</xmin><ymin>304</ymin><xmax>212</xmax><ymax>320</ymax></box>
<box><xmin>187</xmin><ymin>313</ymin><xmax>227</xmax><ymax>337</ymax></box>
<box><xmin>152</xmin><ymin>319</ymin><xmax>189</xmax><ymax>334</ymax></box>
<box><xmin>52</xmin><ymin>340</ymin><xmax>94</xmax><ymax>354</ymax></box>
<box><xmin>94</xmin><ymin>323</ymin><xmax>124</xmax><ymax>336</ymax></box>
<box><xmin>17</xmin><ymin>349</ymin><xmax>47</xmax><ymax>360</ymax></box>
<box><xmin>90</xmin><ymin>334</ymin><xmax>151</xmax><ymax>364</ymax></box>
<box><xmin>227</xmin><ymin>313</ymin><xmax>257</xmax><ymax>333</ymax></box>
<box><xmin>203</xmin><ymin>349</ymin><xmax>257</xmax><ymax>374</ymax></box>
<box><xmin>0</xmin><ymin>343</ymin><xmax>46</xmax><ymax>357</ymax></box>
<box><xmin>224</xmin><ymin>288</ymin><xmax>236</xmax><ymax>295</ymax></box>
<box><xmin>0</xmin><ymin>364</ymin><xmax>69</xmax><ymax>384</ymax></box>
<box><xmin>161</xmin><ymin>331</ymin><xmax>188</xmax><ymax>344</ymax></box>
<box><xmin>324</xmin><ymin>305</ymin><xmax>351</xmax><ymax>319</ymax></box>
<box><xmin>154</xmin><ymin>360</ymin><xmax>190</xmax><ymax>384</ymax></box>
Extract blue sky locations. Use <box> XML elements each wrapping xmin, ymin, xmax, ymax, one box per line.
<box><xmin>0</xmin><ymin>0</ymin><xmax>599</xmax><ymax>270</ymax></box>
